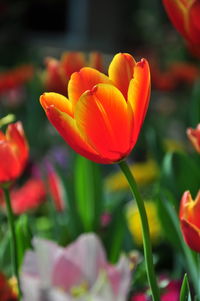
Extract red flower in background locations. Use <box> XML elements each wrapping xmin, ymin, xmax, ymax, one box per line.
<box><xmin>0</xmin><ymin>178</ymin><xmax>46</xmax><ymax>215</ymax></box>
<box><xmin>40</xmin><ymin>53</ymin><xmax>150</xmax><ymax>164</ymax></box>
<box><xmin>179</xmin><ymin>190</ymin><xmax>200</xmax><ymax>252</ymax></box>
<box><xmin>44</xmin><ymin>51</ymin><xmax>103</xmax><ymax>96</ymax></box>
<box><xmin>132</xmin><ymin>277</ymin><xmax>181</xmax><ymax>301</ymax></box>
<box><xmin>46</xmin><ymin>164</ymin><xmax>65</xmax><ymax>212</ymax></box>
<box><xmin>187</xmin><ymin>123</ymin><xmax>200</xmax><ymax>153</ymax></box>
<box><xmin>0</xmin><ymin>65</ymin><xmax>34</xmax><ymax>93</ymax></box>
<box><xmin>0</xmin><ymin>272</ymin><xmax>17</xmax><ymax>301</ymax></box>
<box><xmin>151</xmin><ymin>60</ymin><xmax>199</xmax><ymax>91</ymax></box>
<box><xmin>0</xmin><ymin>122</ymin><xmax>29</xmax><ymax>186</ymax></box>
<box><xmin>162</xmin><ymin>0</ymin><xmax>200</xmax><ymax>57</ymax></box>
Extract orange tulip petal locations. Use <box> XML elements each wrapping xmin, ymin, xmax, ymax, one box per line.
<box><xmin>181</xmin><ymin>219</ymin><xmax>200</xmax><ymax>252</ymax></box>
<box><xmin>162</xmin><ymin>0</ymin><xmax>188</xmax><ymax>39</ymax></box>
<box><xmin>40</xmin><ymin>92</ymin><xmax>73</xmax><ymax>117</ymax></box>
<box><xmin>108</xmin><ymin>53</ymin><xmax>136</xmax><ymax>99</ymax></box>
<box><xmin>127</xmin><ymin>59</ymin><xmax>150</xmax><ymax>146</ymax></box>
<box><xmin>0</xmin><ymin>142</ymin><xmax>21</xmax><ymax>183</ymax></box>
<box><xmin>45</xmin><ymin>105</ymin><xmax>112</xmax><ymax>164</ymax></box>
<box><xmin>68</xmin><ymin>67</ymin><xmax>112</xmax><ymax>108</ymax></box>
<box><xmin>75</xmin><ymin>83</ymin><xmax>132</xmax><ymax>162</ymax></box>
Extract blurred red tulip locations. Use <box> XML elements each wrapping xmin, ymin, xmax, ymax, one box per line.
<box><xmin>0</xmin><ymin>178</ymin><xmax>46</xmax><ymax>215</ymax></box>
<box><xmin>187</xmin><ymin>123</ymin><xmax>200</xmax><ymax>153</ymax></box>
<box><xmin>151</xmin><ymin>60</ymin><xmax>199</xmax><ymax>91</ymax></box>
<box><xmin>0</xmin><ymin>272</ymin><xmax>17</xmax><ymax>301</ymax></box>
<box><xmin>0</xmin><ymin>65</ymin><xmax>34</xmax><ymax>93</ymax></box>
<box><xmin>40</xmin><ymin>53</ymin><xmax>150</xmax><ymax>164</ymax></box>
<box><xmin>44</xmin><ymin>51</ymin><xmax>103</xmax><ymax>96</ymax></box>
<box><xmin>180</xmin><ymin>190</ymin><xmax>200</xmax><ymax>252</ymax></box>
<box><xmin>46</xmin><ymin>165</ymin><xmax>65</xmax><ymax>212</ymax></box>
<box><xmin>0</xmin><ymin>122</ymin><xmax>29</xmax><ymax>186</ymax></box>
<box><xmin>163</xmin><ymin>0</ymin><xmax>200</xmax><ymax>57</ymax></box>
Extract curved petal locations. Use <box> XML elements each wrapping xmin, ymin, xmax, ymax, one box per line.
<box><xmin>68</xmin><ymin>67</ymin><xmax>112</xmax><ymax>108</ymax></box>
<box><xmin>189</xmin><ymin>1</ymin><xmax>200</xmax><ymax>43</ymax></box>
<box><xmin>108</xmin><ymin>53</ymin><xmax>136</xmax><ymax>99</ymax></box>
<box><xmin>127</xmin><ymin>59</ymin><xmax>150</xmax><ymax>147</ymax></box>
<box><xmin>75</xmin><ymin>83</ymin><xmax>132</xmax><ymax>162</ymax></box>
<box><xmin>40</xmin><ymin>92</ymin><xmax>73</xmax><ymax>117</ymax></box>
<box><xmin>45</xmin><ymin>105</ymin><xmax>112</xmax><ymax>164</ymax></box>
<box><xmin>162</xmin><ymin>0</ymin><xmax>188</xmax><ymax>39</ymax></box>
<box><xmin>181</xmin><ymin>218</ymin><xmax>200</xmax><ymax>252</ymax></box>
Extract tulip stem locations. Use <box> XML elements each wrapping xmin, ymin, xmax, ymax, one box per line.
<box><xmin>119</xmin><ymin>160</ymin><xmax>160</xmax><ymax>301</ymax></box>
<box><xmin>3</xmin><ymin>187</ymin><xmax>22</xmax><ymax>299</ymax></box>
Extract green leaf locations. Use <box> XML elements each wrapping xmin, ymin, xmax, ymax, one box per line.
<box><xmin>189</xmin><ymin>80</ymin><xmax>200</xmax><ymax>127</ymax></box>
<box><xmin>180</xmin><ymin>274</ymin><xmax>192</xmax><ymax>301</ymax></box>
<box><xmin>0</xmin><ymin>231</ymin><xmax>12</xmax><ymax>275</ymax></box>
<box><xmin>75</xmin><ymin>156</ymin><xmax>103</xmax><ymax>232</ymax></box>
<box><xmin>16</xmin><ymin>215</ymin><xmax>32</xmax><ymax>267</ymax></box>
<box><xmin>161</xmin><ymin>152</ymin><xmax>200</xmax><ymax>198</ymax></box>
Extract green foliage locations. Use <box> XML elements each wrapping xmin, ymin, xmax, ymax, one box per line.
<box><xmin>180</xmin><ymin>274</ymin><xmax>192</xmax><ymax>301</ymax></box>
<box><xmin>75</xmin><ymin>156</ymin><xmax>103</xmax><ymax>232</ymax></box>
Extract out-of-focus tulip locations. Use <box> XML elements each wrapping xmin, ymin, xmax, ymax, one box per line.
<box><xmin>132</xmin><ymin>277</ymin><xmax>181</xmax><ymax>301</ymax></box>
<box><xmin>179</xmin><ymin>190</ymin><xmax>200</xmax><ymax>252</ymax></box>
<box><xmin>0</xmin><ymin>122</ymin><xmax>29</xmax><ymax>186</ymax></box>
<box><xmin>187</xmin><ymin>123</ymin><xmax>200</xmax><ymax>153</ymax></box>
<box><xmin>21</xmin><ymin>233</ymin><xmax>131</xmax><ymax>301</ymax></box>
<box><xmin>0</xmin><ymin>65</ymin><xmax>34</xmax><ymax>93</ymax></box>
<box><xmin>40</xmin><ymin>53</ymin><xmax>150</xmax><ymax>164</ymax></box>
<box><xmin>46</xmin><ymin>164</ymin><xmax>65</xmax><ymax>212</ymax></box>
<box><xmin>126</xmin><ymin>201</ymin><xmax>162</xmax><ymax>246</ymax></box>
<box><xmin>151</xmin><ymin>60</ymin><xmax>199</xmax><ymax>91</ymax></box>
<box><xmin>105</xmin><ymin>159</ymin><xmax>159</xmax><ymax>191</ymax></box>
<box><xmin>162</xmin><ymin>0</ymin><xmax>200</xmax><ymax>57</ymax></box>
<box><xmin>0</xmin><ymin>177</ymin><xmax>46</xmax><ymax>215</ymax></box>
<box><xmin>44</xmin><ymin>52</ymin><xmax>103</xmax><ymax>96</ymax></box>
<box><xmin>0</xmin><ymin>272</ymin><xmax>17</xmax><ymax>301</ymax></box>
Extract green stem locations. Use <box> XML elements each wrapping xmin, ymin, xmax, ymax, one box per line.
<box><xmin>119</xmin><ymin>160</ymin><xmax>160</xmax><ymax>301</ymax></box>
<box><xmin>3</xmin><ymin>187</ymin><xmax>22</xmax><ymax>299</ymax></box>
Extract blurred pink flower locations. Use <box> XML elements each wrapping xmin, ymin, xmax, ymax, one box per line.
<box><xmin>21</xmin><ymin>233</ymin><xmax>131</xmax><ymax>301</ymax></box>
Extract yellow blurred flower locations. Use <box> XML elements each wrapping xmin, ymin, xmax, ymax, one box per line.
<box><xmin>105</xmin><ymin>159</ymin><xmax>159</xmax><ymax>192</ymax></box>
<box><xmin>163</xmin><ymin>139</ymin><xmax>185</xmax><ymax>153</ymax></box>
<box><xmin>8</xmin><ymin>276</ymin><xmax>18</xmax><ymax>296</ymax></box>
<box><xmin>126</xmin><ymin>201</ymin><xmax>162</xmax><ymax>246</ymax></box>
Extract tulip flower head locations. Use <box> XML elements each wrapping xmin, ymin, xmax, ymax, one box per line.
<box><xmin>187</xmin><ymin>123</ymin><xmax>200</xmax><ymax>153</ymax></box>
<box><xmin>179</xmin><ymin>190</ymin><xmax>200</xmax><ymax>252</ymax></box>
<box><xmin>162</xmin><ymin>0</ymin><xmax>200</xmax><ymax>57</ymax></box>
<box><xmin>21</xmin><ymin>233</ymin><xmax>131</xmax><ymax>301</ymax></box>
<box><xmin>40</xmin><ymin>53</ymin><xmax>150</xmax><ymax>164</ymax></box>
<box><xmin>0</xmin><ymin>122</ymin><xmax>29</xmax><ymax>186</ymax></box>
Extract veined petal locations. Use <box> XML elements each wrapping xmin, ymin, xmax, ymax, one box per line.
<box><xmin>45</xmin><ymin>106</ymin><xmax>112</xmax><ymax>164</ymax></box>
<box><xmin>181</xmin><ymin>218</ymin><xmax>200</xmax><ymax>252</ymax></box>
<box><xmin>6</xmin><ymin>122</ymin><xmax>29</xmax><ymax>165</ymax></box>
<box><xmin>127</xmin><ymin>59</ymin><xmax>150</xmax><ymax>146</ymax></box>
<box><xmin>60</xmin><ymin>52</ymin><xmax>86</xmax><ymax>79</ymax></box>
<box><xmin>40</xmin><ymin>92</ymin><xmax>73</xmax><ymax>117</ymax></box>
<box><xmin>68</xmin><ymin>67</ymin><xmax>112</xmax><ymax>108</ymax></box>
<box><xmin>108</xmin><ymin>53</ymin><xmax>136</xmax><ymax>99</ymax></box>
<box><xmin>75</xmin><ymin>84</ymin><xmax>132</xmax><ymax>162</ymax></box>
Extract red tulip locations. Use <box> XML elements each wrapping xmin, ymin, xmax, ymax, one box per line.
<box><xmin>187</xmin><ymin>123</ymin><xmax>200</xmax><ymax>153</ymax></box>
<box><xmin>180</xmin><ymin>190</ymin><xmax>200</xmax><ymax>252</ymax></box>
<box><xmin>46</xmin><ymin>165</ymin><xmax>65</xmax><ymax>212</ymax></box>
<box><xmin>40</xmin><ymin>53</ymin><xmax>150</xmax><ymax>164</ymax></box>
<box><xmin>162</xmin><ymin>0</ymin><xmax>200</xmax><ymax>57</ymax></box>
<box><xmin>0</xmin><ymin>178</ymin><xmax>46</xmax><ymax>215</ymax></box>
<box><xmin>0</xmin><ymin>122</ymin><xmax>29</xmax><ymax>186</ymax></box>
<box><xmin>44</xmin><ymin>52</ymin><xmax>103</xmax><ymax>96</ymax></box>
<box><xmin>0</xmin><ymin>272</ymin><xmax>17</xmax><ymax>301</ymax></box>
